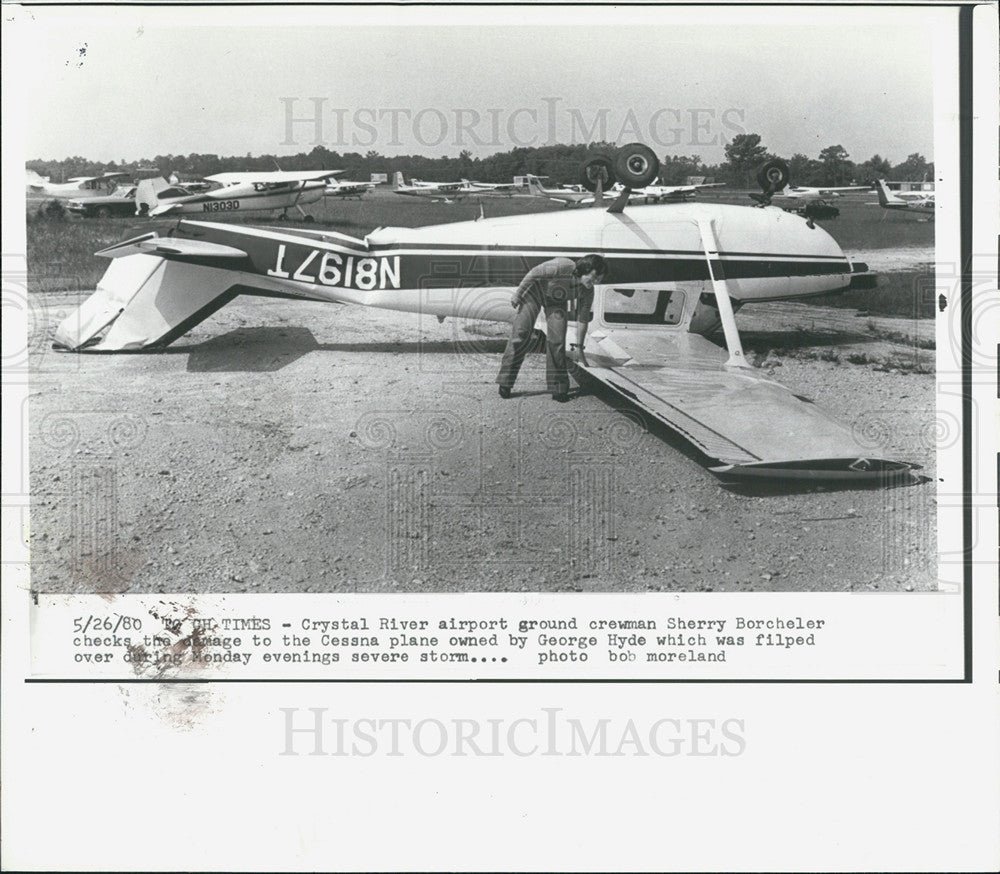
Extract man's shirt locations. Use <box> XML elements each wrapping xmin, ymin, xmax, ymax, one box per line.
<box><xmin>513</xmin><ymin>257</ymin><xmax>594</xmax><ymax>324</ymax></box>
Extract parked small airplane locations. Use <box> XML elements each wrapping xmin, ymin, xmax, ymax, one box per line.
<box><xmin>134</xmin><ymin>169</ymin><xmax>343</xmax><ymax>220</ymax></box>
<box><xmin>323</xmin><ymin>180</ymin><xmax>376</xmax><ymax>199</ymax></box>
<box><xmin>28</xmin><ymin>171</ymin><xmax>131</xmax><ymax>200</ymax></box>
<box><xmin>521</xmin><ymin>175</ymin><xmax>601</xmax><ymax>206</ymax></box>
<box><xmin>773</xmin><ymin>184</ymin><xmax>872</xmax><ymax>200</ymax></box>
<box><xmin>872</xmin><ymin>179</ymin><xmax>935</xmax><ymax>217</ymax></box>
<box><xmin>628</xmin><ymin>181</ymin><xmax>726</xmax><ymax>203</ymax></box>
<box><xmin>391</xmin><ymin>173</ymin><xmax>510</xmax><ymax>202</ymax></box>
<box><xmin>463</xmin><ymin>180</ymin><xmax>517</xmax><ymax>195</ymax></box>
<box><xmin>391</xmin><ymin>173</ymin><xmax>469</xmax><ymax>201</ymax></box>
<box><xmin>53</xmin><ymin>145</ymin><xmax>915</xmax><ymax>484</ymax></box>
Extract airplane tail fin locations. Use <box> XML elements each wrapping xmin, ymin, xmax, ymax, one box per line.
<box><xmin>392</xmin><ymin>171</ymin><xmax>405</xmax><ymax>191</ymax></box>
<box><xmin>135</xmin><ymin>177</ymin><xmax>169</xmax><ymax>215</ymax></box>
<box><xmin>874</xmin><ymin>179</ymin><xmax>892</xmax><ymax>207</ymax></box>
<box><xmin>525</xmin><ymin>176</ymin><xmax>545</xmax><ymax>196</ymax></box>
<box><xmin>53</xmin><ymin>245</ymin><xmax>243</xmax><ymax>352</ymax></box>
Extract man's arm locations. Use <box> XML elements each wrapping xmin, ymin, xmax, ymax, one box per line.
<box><xmin>575</xmin><ymin>286</ymin><xmax>594</xmax><ymax>348</ymax></box>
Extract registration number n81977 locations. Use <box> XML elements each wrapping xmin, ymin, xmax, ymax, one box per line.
<box><xmin>267</xmin><ymin>243</ymin><xmax>401</xmax><ymax>290</ymax></box>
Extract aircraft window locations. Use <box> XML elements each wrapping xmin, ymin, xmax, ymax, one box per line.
<box><xmin>159</xmin><ymin>188</ymin><xmax>190</xmax><ymax>199</ymax></box>
<box><xmin>604</xmin><ymin>287</ymin><xmax>685</xmax><ymax>325</ymax></box>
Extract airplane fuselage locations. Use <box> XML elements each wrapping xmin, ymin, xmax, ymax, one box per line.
<box><xmin>171</xmin><ymin>201</ymin><xmax>856</xmax><ymax>315</ymax></box>
<box><xmin>53</xmin><ymin>198</ymin><xmax>870</xmax><ymax>355</ymax></box>
<box><xmin>149</xmin><ymin>181</ymin><xmax>328</xmax><ymax>216</ymax></box>
<box><xmin>29</xmin><ymin>178</ymin><xmax>126</xmax><ymax>200</ymax></box>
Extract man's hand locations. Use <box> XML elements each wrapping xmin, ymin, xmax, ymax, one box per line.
<box><xmin>510</xmin><ymin>294</ymin><xmax>521</xmax><ymax>309</ymax></box>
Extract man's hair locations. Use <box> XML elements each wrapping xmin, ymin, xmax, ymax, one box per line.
<box><xmin>574</xmin><ymin>254</ymin><xmax>608</xmax><ymax>278</ymax></box>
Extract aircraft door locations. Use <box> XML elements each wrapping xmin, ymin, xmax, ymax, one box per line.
<box><xmin>600</xmin><ymin>286</ymin><xmax>687</xmax><ymax>327</ymax></box>
<box><xmin>597</xmin><ymin>217</ymin><xmax>707</xmax><ymax>331</ymax></box>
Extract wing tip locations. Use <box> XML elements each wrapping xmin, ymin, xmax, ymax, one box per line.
<box><xmin>710</xmin><ymin>458</ymin><xmax>921</xmax><ymax>484</ymax></box>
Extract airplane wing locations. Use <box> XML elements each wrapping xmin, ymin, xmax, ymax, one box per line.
<box><xmin>206</xmin><ymin>170</ymin><xmax>344</xmax><ymax>186</ymax></box>
<box><xmin>561</xmin><ymin>217</ymin><xmax>913</xmax><ymax>482</ymax></box>
<box><xmin>573</xmin><ymin>329</ymin><xmax>912</xmax><ymax>481</ymax></box>
<box><xmin>818</xmin><ymin>185</ymin><xmax>872</xmax><ymax>194</ymax></box>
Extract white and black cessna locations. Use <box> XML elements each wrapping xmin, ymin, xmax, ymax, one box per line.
<box><xmin>134</xmin><ymin>169</ymin><xmax>345</xmax><ymax>220</ymax></box>
<box><xmin>53</xmin><ymin>145</ymin><xmax>914</xmax><ymax>483</ymax></box>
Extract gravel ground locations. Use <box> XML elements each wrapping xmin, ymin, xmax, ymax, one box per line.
<box><xmin>27</xmin><ymin>292</ymin><xmax>938</xmax><ymax>594</ymax></box>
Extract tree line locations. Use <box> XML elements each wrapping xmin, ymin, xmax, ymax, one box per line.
<box><xmin>27</xmin><ymin>134</ymin><xmax>933</xmax><ymax>189</ymax></box>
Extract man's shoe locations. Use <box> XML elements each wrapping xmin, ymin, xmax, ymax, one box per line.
<box><xmin>498</xmin><ymin>386</ymin><xmax>512</xmax><ymax>399</ymax></box>
<box><xmin>552</xmin><ymin>392</ymin><xmax>570</xmax><ymax>403</ymax></box>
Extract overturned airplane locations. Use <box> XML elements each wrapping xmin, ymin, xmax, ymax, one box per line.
<box><xmin>53</xmin><ymin>145</ymin><xmax>915</xmax><ymax>484</ymax></box>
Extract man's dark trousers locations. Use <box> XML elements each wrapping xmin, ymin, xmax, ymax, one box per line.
<box><xmin>495</xmin><ymin>292</ymin><xmax>570</xmax><ymax>395</ymax></box>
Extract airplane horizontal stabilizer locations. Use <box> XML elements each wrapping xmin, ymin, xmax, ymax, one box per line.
<box><xmin>97</xmin><ymin>234</ymin><xmax>249</xmax><ymax>261</ymax></box>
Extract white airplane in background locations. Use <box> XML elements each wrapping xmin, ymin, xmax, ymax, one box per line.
<box><xmin>53</xmin><ymin>144</ymin><xmax>916</xmax><ymax>485</ymax></box>
<box><xmin>392</xmin><ymin>173</ymin><xmax>470</xmax><ymax>201</ymax></box>
<box><xmin>134</xmin><ymin>169</ymin><xmax>344</xmax><ymax>220</ymax></box>
<box><xmin>391</xmin><ymin>173</ymin><xmax>509</xmax><ymax>202</ymax></box>
<box><xmin>772</xmin><ymin>184</ymin><xmax>872</xmax><ymax>201</ymax></box>
<box><xmin>872</xmin><ymin>179</ymin><xmax>935</xmax><ymax>217</ymax></box>
<box><xmin>324</xmin><ymin>180</ymin><xmax>376</xmax><ymax>199</ymax></box>
<box><xmin>463</xmin><ymin>180</ymin><xmax>517</xmax><ymax>195</ymax></box>
<box><xmin>25</xmin><ymin>169</ymin><xmax>50</xmax><ymax>189</ymax></box>
<box><xmin>28</xmin><ymin>171</ymin><xmax>132</xmax><ymax>200</ymax></box>
<box><xmin>627</xmin><ymin>181</ymin><xmax>726</xmax><ymax>203</ymax></box>
<box><xmin>521</xmin><ymin>175</ymin><xmax>601</xmax><ymax>206</ymax></box>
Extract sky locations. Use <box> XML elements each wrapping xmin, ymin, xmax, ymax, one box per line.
<box><xmin>12</xmin><ymin>4</ymin><xmax>944</xmax><ymax>166</ymax></box>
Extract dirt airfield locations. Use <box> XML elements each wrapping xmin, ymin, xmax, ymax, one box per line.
<box><xmin>25</xmin><ymin>190</ymin><xmax>938</xmax><ymax>594</ymax></box>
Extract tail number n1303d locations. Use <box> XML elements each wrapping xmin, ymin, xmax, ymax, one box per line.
<box><xmin>267</xmin><ymin>244</ymin><xmax>401</xmax><ymax>290</ymax></box>
<box><xmin>203</xmin><ymin>200</ymin><xmax>240</xmax><ymax>212</ymax></box>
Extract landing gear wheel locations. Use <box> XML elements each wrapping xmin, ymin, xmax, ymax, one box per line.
<box><xmin>277</xmin><ymin>213</ymin><xmax>288</xmax><ymax>221</ymax></box>
<box><xmin>755</xmin><ymin>159</ymin><xmax>790</xmax><ymax>193</ymax></box>
<box><xmin>303</xmin><ymin>215</ymin><xmax>316</xmax><ymax>223</ymax></box>
<box><xmin>579</xmin><ymin>156</ymin><xmax>615</xmax><ymax>192</ymax></box>
<box><xmin>96</xmin><ymin>206</ymin><xmax>111</xmax><ymax>219</ymax></box>
<box><xmin>614</xmin><ymin>143</ymin><xmax>660</xmax><ymax>188</ymax></box>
